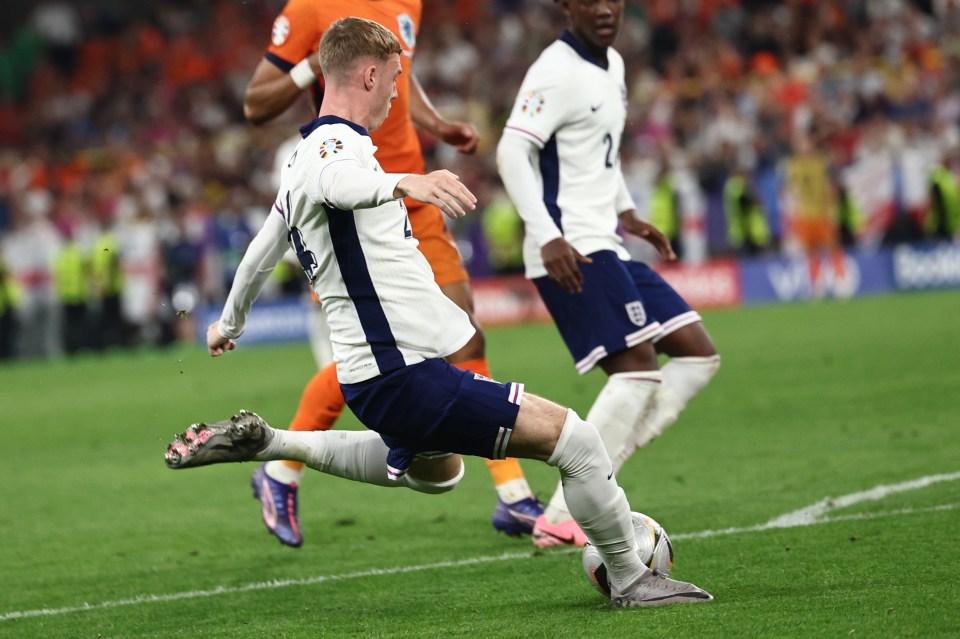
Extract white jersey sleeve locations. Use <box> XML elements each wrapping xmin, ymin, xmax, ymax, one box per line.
<box><xmin>307</xmin><ymin>147</ymin><xmax>408</xmax><ymax>211</ymax></box>
<box><xmin>218</xmin><ymin>211</ymin><xmax>289</xmax><ymax>339</ymax></box>
<box><xmin>502</xmin><ymin>61</ymin><xmax>575</xmax><ymax>150</ymax></box>
<box><xmin>498</xmin><ymin>58</ymin><xmax>577</xmax><ymax>251</ymax></box>
<box><xmin>496</xmin><ymin>132</ymin><xmax>562</xmax><ymax>248</ymax></box>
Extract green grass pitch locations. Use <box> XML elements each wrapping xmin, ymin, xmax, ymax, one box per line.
<box><xmin>1</xmin><ymin>289</ymin><xmax>959</xmax><ymax>638</ymax></box>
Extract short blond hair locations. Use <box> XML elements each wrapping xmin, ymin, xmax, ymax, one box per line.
<box><xmin>319</xmin><ymin>17</ymin><xmax>402</xmax><ymax>84</ymax></box>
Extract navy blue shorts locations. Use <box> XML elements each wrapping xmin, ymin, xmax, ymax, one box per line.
<box><xmin>340</xmin><ymin>359</ymin><xmax>524</xmax><ymax>479</ymax></box>
<box><xmin>534</xmin><ymin>250</ymin><xmax>699</xmax><ymax>374</ymax></box>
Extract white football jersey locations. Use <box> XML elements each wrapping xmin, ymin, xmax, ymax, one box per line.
<box><xmin>502</xmin><ymin>31</ymin><xmax>633</xmax><ymax>278</ymax></box>
<box><xmin>220</xmin><ymin>115</ymin><xmax>475</xmax><ymax>383</ymax></box>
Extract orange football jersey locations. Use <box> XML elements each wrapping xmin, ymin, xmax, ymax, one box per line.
<box><xmin>265</xmin><ymin>0</ymin><xmax>425</xmax><ymax>175</ymax></box>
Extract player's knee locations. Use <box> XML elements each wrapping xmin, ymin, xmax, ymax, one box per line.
<box><xmin>563</xmin><ymin>419</ymin><xmax>609</xmax><ymax>475</ymax></box>
<box><xmin>404</xmin><ymin>455</ymin><xmax>464</xmax><ymax>494</ymax></box>
<box><xmin>404</xmin><ymin>456</ymin><xmax>465</xmax><ymax>495</ymax></box>
<box><xmin>506</xmin><ymin>393</ymin><xmax>568</xmax><ymax>461</ymax></box>
<box><xmin>548</xmin><ymin>411</ymin><xmax>609</xmax><ymax>479</ymax></box>
<box><xmin>677</xmin><ymin>353</ymin><xmax>721</xmax><ymax>381</ymax></box>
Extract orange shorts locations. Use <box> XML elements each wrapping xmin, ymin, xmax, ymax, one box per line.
<box><xmin>791</xmin><ymin>217</ymin><xmax>837</xmax><ymax>252</ymax></box>
<box><xmin>407</xmin><ymin>198</ymin><xmax>469</xmax><ymax>287</ymax></box>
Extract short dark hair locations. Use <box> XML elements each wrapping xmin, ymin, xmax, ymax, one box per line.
<box><xmin>319</xmin><ymin>17</ymin><xmax>402</xmax><ymax>83</ymax></box>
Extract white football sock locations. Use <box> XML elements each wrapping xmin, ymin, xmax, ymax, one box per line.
<box><xmin>543</xmin><ymin>371</ymin><xmax>662</xmax><ymax>524</ymax></box>
<box><xmin>264</xmin><ymin>460</ymin><xmax>305</xmax><ymax>485</ymax></box>
<box><xmin>257</xmin><ymin>429</ymin><xmax>400</xmax><ymax>487</ymax></box>
<box><xmin>547</xmin><ymin>410</ymin><xmax>645</xmax><ymax>587</ymax></box>
<box><xmin>633</xmin><ymin>355</ymin><xmax>719</xmax><ymax>450</ymax></box>
<box><xmin>257</xmin><ymin>428</ymin><xmax>462</xmax><ymax>494</ymax></box>
<box><xmin>496</xmin><ymin>478</ymin><xmax>535</xmax><ymax>504</ymax></box>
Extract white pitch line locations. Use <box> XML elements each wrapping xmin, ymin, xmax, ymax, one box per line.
<box><xmin>0</xmin><ymin>551</ymin><xmax>553</xmax><ymax>622</ymax></box>
<box><xmin>672</xmin><ymin>502</ymin><xmax>959</xmax><ymax>541</ymax></box>
<box><xmin>763</xmin><ymin>471</ymin><xmax>960</xmax><ymax>528</ymax></box>
<box><xmin>3</xmin><ymin>476</ymin><xmax>958</xmax><ymax>623</ymax></box>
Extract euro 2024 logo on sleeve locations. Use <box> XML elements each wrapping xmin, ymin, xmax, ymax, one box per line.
<box><xmin>521</xmin><ymin>92</ymin><xmax>545</xmax><ymax>117</ymax></box>
<box><xmin>319</xmin><ymin>138</ymin><xmax>343</xmax><ymax>159</ymax></box>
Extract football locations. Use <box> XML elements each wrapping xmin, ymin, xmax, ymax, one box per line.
<box><xmin>581</xmin><ymin>511</ymin><xmax>674</xmax><ymax>596</ymax></box>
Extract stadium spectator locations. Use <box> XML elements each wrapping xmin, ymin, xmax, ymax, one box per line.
<box><xmin>165</xmin><ymin>17</ymin><xmax>714</xmax><ymax>608</ymax></box>
<box><xmin>835</xmin><ymin>181</ymin><xmax>866</xmax><ymax>248</ymax></box>
<box><xmin>0</xmin><ymin>248</ymin><xmax>21</xmax><ymax>359</ymax></box>
<box><xmin>926</xmin><ymin>161</ymin><xmax>960</xmax><ymax>239</ymax></box>
<box><xmin>783</xmin><ymin>134</ymin><xmax>839</xmax><ymax>255</ymax></box>
<box><xmin>116</xmin><ymin>204</ymin><xmax>162</xmax><ymax>347</ymax></box>
<box><xmin>496</xmin><ymin>0</ymin><xmax>720</xmax><ymax>549</ymax></box>
<box><xmin>479</xmin><ymin>186</ymin><xmax>525</xmax><ymax>275</ymax></box>
<box><xmin>3</xmin><ymin>189</ymin><xmax>61</xmax><ymax>358</ymax></box>
<box><xmin>29</xmin><ymin>1</ymin><xmax>82</xmax><ymax>76</ymax></box>
<box><xmin>159</xmin><ymin>205</ymin><xmax>206</xmax><ymax>345</ymax></box>
<box><xmin>649</xmin><ymin>166</ymin><xmax>684</xmax><ymax>259</ymax></box>
<box><xmin>724</xmin><ymin>167</ymin><xmax>770</xmax><ymax>255</ymax></box>
<box><xmin>52</xmin><ymin>228</ymin><xmax>90</xmax><ymax>355</ymax></box>
<box><xmin>91</xmin><ymin>222</ymin><xmax>125</xmax><ymax>350</ymax></box>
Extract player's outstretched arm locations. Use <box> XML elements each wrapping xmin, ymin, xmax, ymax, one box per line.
<box><xmin>244</xmin><ymin>57</ymin><xmax>316</xmax><ymax>125</ymax></box>
<box><xmin>214</xmin><ymin>212</ymin><xmax>290</xmax><ymax>354</ymax></box>
<box><xmin>409</xmin><ymin>74</ymin><xmax>479</xmax><ymax>154</ymax></box>
<box><xmin>619</xmin><ymin>211</ymin><xmax>677</xmax><ymax>261</ymax></box>
<box><xmin>395</xmin><ymin>171</ymin><xmax>477</xmax><ymax>218</ymax></box>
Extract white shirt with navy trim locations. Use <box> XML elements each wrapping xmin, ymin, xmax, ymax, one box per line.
<box><xmin>501</xmin><ymin>31</ymin><xmax>634</xmax><ymax>279</ymax></box>
<box><xmin>219</xmin><ymin>115</ymin><xmax>475</xmax><ymax>384</ymax></box>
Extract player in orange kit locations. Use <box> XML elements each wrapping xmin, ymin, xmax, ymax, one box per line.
<box><xmin>241</xmin><ymin>0</ymin><xmax>543</xmax><ymax>547</ymax></box>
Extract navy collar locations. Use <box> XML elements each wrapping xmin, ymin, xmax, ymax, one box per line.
<box><xmin>559</xmin><ymin>29</ymin><xmax>608</xmax><ymax>70</ymax></box>
<box><xmin>299</xmin><ymin>115</ymin><xmax>370</xmax><ymax>139</ymax></box>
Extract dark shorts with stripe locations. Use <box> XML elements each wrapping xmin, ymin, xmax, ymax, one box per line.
<box><xmin>533</xmin><ymin>250</ymin><xmax>697</xmax><ymax>374</ymax></box>
<box><xmin>340</xmin><ymin>359</ymin><xmax>524</xmax><ymax>478</ymax></box>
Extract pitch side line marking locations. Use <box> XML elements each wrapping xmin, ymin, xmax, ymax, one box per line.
<box><xmin>3</xmin><ymin>503</ymin><xmax>956</xmax><ymax>622</ymax></box>
<box><xmin>763</xmin><ymin>471</ymin><xmax>960</xmax><ymax>528</ymax></box>
<box><xmin>5</xmin><ymin>503</ymin><xmax>957</xmax><ymax>622</ymax></box>
<box><xmin>671</xmin><ymin>501</ymin><xmax>958</xmax><ymax>541</ymax></box>
<box><xmin>676</xmin><ymin>470</ymin><xmax>960</xmax><ymax>540</ymax></box>
<box><xmin>2</xmin><ymin>479</ymin><xmax>958</xmax><ymax>622</ymax></box>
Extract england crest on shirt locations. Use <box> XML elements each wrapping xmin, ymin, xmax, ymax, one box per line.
<box><xmin>625</xmin><ymin>300</ymin><xmax>646</xmax><ymax>326</ymax></box>
<box><xmin>397</xmin><ymin>14</ymin><xmax>416</xmax><ymax>54</ymax></box>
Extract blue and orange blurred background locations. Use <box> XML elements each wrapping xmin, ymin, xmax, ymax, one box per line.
<box><xmin>1</xmin><ymin>0</ymin><xmax>959</xmax><ymax>360</ymax></box>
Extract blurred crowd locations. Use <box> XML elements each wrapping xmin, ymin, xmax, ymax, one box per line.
<box><xmin>2</xmin><ymin>0</ymin><xmax>960</xmax><ymax>359</ymax></box>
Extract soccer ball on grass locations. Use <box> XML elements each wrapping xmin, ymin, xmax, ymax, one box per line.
<box><xmin>581</xmin><ymin>511</ymin><xmax>674</xmax><ymax>596</ymax></box>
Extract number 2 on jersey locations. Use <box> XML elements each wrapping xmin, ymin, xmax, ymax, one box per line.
<box><xmin>603</xmin><ymin>133</ymin><xmax>619</xmax><ymax>169</ymax></box>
